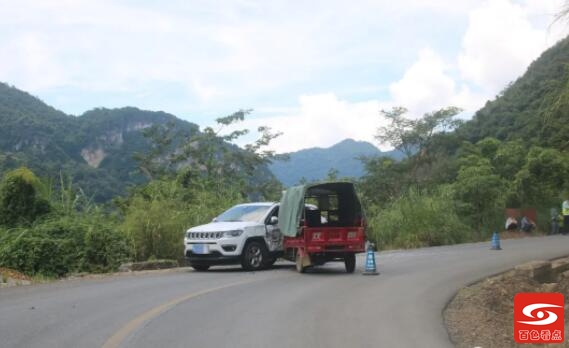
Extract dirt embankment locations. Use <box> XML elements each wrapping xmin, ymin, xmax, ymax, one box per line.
<box><xmin>445</xmin><ymin>258</ymin><xmax>569</xmax><ymax>348</ymax></box>
<box><xmin>0</xmin><ymin>261</ymin><xmax>183</xmax><ymax>288</ymax></box>
<box><xmin>0</xmin><ymin>267</ymin><xmax>32</xmax><ymax>287</ymax></box>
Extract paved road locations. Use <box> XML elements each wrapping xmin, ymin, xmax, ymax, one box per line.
<box><xmin>1</xmin><ymin>235</ymin><xmax>568</xmax><ymax>348</ymax></box>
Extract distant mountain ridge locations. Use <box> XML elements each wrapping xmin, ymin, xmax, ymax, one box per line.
<box><xmin>1</xmin><ymin>81</ymin><xmax>397</xmax><ymax>199</ymax></box>
<box><xmin>269</xmin><ymin>139</ymin><xmax>403</xmax><ymax>187</ymax></box>
<box><xmin>0</xmin><ymin>82</ymin><xmax>275</xmax><ymax>201</ymax></box>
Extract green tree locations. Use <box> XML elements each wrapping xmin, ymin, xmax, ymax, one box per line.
<box><xmin>453</xmin><ymin>158</ymin><xmax>505</xmax><ymax>235</ymax></box>
<box><xmin>476</xmin><ymin>137</ymin><xmax>501</xmax><ymax>159</ymax></box>
<box><xmin>177</xmin><ymin>110</ymin><xmax>284</xmax><ymax>189</ymax></box>
<box><xmin>514</xmin><ymin>146</ymin><xmax>569</xmax><ymax>208</ymax></box>
<box><xmin>359</xmin><ymin>156</ymin><xmax>411</xmax><ymax>207</ymax></box>
<box><xmin>375</xmin><ymin>106</ymin><xmax>462</xmax><ymax>186</ymax></box>
<box><xmin>138</xmin><ymin>109</ymin><xmax>284</xmax><ymax>198</ymax></box>
<box><xmin>376</xmin><ymin>106</ymin><xmax>462</xmax><ymax>159</ymax></box>
<box><xmin>375</xmin><ymin>107</ymin><xmax>416</xmax><ymax>158</ymax></box>
<box><xmin>492</xmin><ymin>140</ymin><xmax>526</xmax><ymax>181</ymax></box>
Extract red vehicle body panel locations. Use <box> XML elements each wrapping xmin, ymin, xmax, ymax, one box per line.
<box><xmin>284</xmin><ymin>226</ymin><xmax>366</xmax><ymax>253</ymax></box>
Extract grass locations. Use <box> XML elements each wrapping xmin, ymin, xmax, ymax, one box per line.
<box><xmin>30</xmin><ymin>273</ymin><xmax>56</xmax><ymax>283</ymax></box>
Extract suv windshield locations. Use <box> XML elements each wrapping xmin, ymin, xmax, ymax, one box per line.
<box><xmin>216</xmin><ymin>205</ymin><xmax>271</xmax><ymax>222</ymax></box>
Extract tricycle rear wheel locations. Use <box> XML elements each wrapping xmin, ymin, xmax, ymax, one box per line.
<box><xmin>344</xmin><ymin>253</ymin><xmax>356</xmax><ymax>273</ymax></box>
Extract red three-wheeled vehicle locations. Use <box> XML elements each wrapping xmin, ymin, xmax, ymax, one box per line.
<box><xmin>278</xmin><ymin>182</ymin><xmax>367</xmax><ymax>273</ymax></box>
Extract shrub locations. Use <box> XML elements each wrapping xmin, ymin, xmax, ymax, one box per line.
<box><xmin>367</xmin><ymin>186</ymin><xmax>471</xmax><ymax>249</ymax></box>
<box><xmin>0</xmin><ymin>214</ymin><xmax>130</xmax><ymax>276</ymax></box>
<box><xmin>0</xmin><ymin>167</ymin><xmax>50</xmax><ymax>227</ymax></box>
<box><xmin>121</xmin><ymin>180</ymin><xmax>241</xmax><ymax>262</ymax></box>
<box><xmin>82</xmin><ymin>223</ymin><xmax>130</xmax><ymax>273</ymax></box>
<box><xmin>0</xmin><ymin>168</ymin><xmax>129</xmax><ymax>277</ymax></box>
<box><xmin>0</xmin><ymin>230</ymin><xmax>77</xmax><ymax>277</ymax></box>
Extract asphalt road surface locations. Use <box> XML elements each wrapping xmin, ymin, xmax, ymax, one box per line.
<box><xmin>1</xmin><ymin>235</ymin><xmax>569</xmax><ymax>348</ymax></box>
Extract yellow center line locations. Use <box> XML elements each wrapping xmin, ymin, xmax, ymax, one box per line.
<box><xmin>101</xmin><ymin>276</ymin><xmax>275</xmax><ymax>348</ymax></box>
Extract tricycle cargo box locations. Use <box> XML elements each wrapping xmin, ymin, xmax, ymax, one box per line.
<box><xmin>278</xmin><ymin>182</ymin><xmax>363</xmax><ymax>237</ymax></box>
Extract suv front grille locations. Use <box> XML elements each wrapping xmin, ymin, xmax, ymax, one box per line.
<box><xmin>186</xmin><ymin>232</ymin><xmax>223</xmax><ymax>240</ymax></box>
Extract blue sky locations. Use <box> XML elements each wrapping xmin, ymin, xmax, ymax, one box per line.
<box><xmin>0</xmin><ymin>0</ymin><xmax>567</xmax><ymax>152</ymax></box>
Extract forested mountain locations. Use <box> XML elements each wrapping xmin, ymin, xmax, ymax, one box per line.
<box><xmin>0</xmin><ymin>82</ymin><xmax>275</xmax><ymax>201</ymax></box>
<box><xmin>459</xmin><ymin>36</ymin><xmax>569</xmax><ymax>150</ymax></box>
<box><xmin>269</xmin><ymin>139</ymin><xmax>402</xmax><ymax>186</ymax></box>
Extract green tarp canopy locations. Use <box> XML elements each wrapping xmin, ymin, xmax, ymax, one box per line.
<box><xmin>278</xmin><ymin>184</ymin><xmax>308</xmax><ymax>237</ymax></box>
<box><xmin>278</xmin><ymin>182</ymin><xmax>362</xmax><ymax>237</ymax></box>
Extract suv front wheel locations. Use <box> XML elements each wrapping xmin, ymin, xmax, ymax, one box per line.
<box><xmin>241</xmin><ymin>241</ymin><xmax>268</xmax><ymax>271</ymax></box>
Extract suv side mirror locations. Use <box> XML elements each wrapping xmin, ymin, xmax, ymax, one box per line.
<box><xmin>212</xmin><ymin>217</ymin><xmax>218</xmax><ymax>223</ymax></box>
<box><xmin>269</xmin><ymin>216</ymin><xmax>278</xmax><ymax>225</ymax></box>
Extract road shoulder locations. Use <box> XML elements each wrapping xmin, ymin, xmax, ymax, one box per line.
<box><xmin>444</xmin><ymin>256</ymin><xmax>569</xmax><ymax>348</ymax></box>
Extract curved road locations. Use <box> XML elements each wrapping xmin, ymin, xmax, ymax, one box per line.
<box><xmin>1</xmin><ymin>235</ymin><xmax>568</xmax><ymax>348</ymax></box>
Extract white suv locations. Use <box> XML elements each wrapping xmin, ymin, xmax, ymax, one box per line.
<box><xmin>184</xmin><ymin>202</ymin><xmax>282</xmax><ymax>271</ymax></box>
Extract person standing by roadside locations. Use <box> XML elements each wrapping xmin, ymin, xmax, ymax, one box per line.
<box><xmin>563</xmin><ymin>198</ymin><xmax>569</xmax><ymax>235</ymax></box>
<box><xmin>551</xmin><ymin>208</ymin><xmax>560</xmax><ymax>235</ymax></box>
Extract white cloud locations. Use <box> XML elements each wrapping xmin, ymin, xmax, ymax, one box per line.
<box><xmin>0</xmin><ymin>33</ymin><xmax>68</xmax><ymax>91</ymax></box>
<box><xmin>0</xmin><ymin>0</ymin><xmax>490</xmax><ymax>106</ymax></box>
<box><xmin>0</xmin><ymin>0</ymin><xmax>568</xmax><ymax>153</ymax></box>
<box><xmin>0</xmin><ymin>0</ymin><xmax>342</xmax><ymax>100</ymax></box>
<box><xmin>229</xmin><ymin>93</ymin><xmax>389</xmax><ymax>153</ymax></box>
<box><xmin>387</xmin><ymin>47</ymin><xmax>489</xmax><ymax>120</ymax></box>
<box><xmin>386</xmin><ymin>0</ymin><xmax>569</xmax><ymax>120</ymax></box>
<box><xmin>192</xmin><ymin>79</ymin><xmax>217</xmax><ymax>103</ymax></box>
<box><xmin>458</xmin><ymin>0</ymin><xmax>567</xmax><ymax>92</ymax></box>
<box><xmin>449</xmin><ymin>84</ymin><xmax>487</xmax><ymax>118</ymax></box>
<box><xmin>389</xmin><ymin>48</ymin><xmax>457</xmax><ymax>116</ymax></box>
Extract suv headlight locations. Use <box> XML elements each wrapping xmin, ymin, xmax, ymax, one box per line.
<box><xmin>224</xmin><ymin>230</ymin><xmax>243</xmax><ymax>238</ymax></box>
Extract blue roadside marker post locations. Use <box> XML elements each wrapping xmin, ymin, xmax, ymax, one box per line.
<box><xmin>490</xmin><ymin>231</ymin><xmax>502</xmax><ymax>250</ymax></box>
<box><xmin>362</xmin><ymin>242</ymin><xmax>379</xmax><ymax>275</ymax></box>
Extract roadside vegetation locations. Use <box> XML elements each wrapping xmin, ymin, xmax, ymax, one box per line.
<box><xmin>0</xmin><ymin>168</ymin><xmax>129</xmax><ymax>276</ymax></box>
<box><xmin>0</xmin><ymin>111</ymin><xmax>283</xmax><ymax>277</ymax></box>
<box><xmin>360</xmin><ymin>105</ymin><xmax>569</xmax><ymax>249</ymax></box>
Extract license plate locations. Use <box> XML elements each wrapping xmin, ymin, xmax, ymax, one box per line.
<box><xmin>192</xmin><ymin>244</ymin><xmax>209</xmax><ymax>254</ymax></box>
